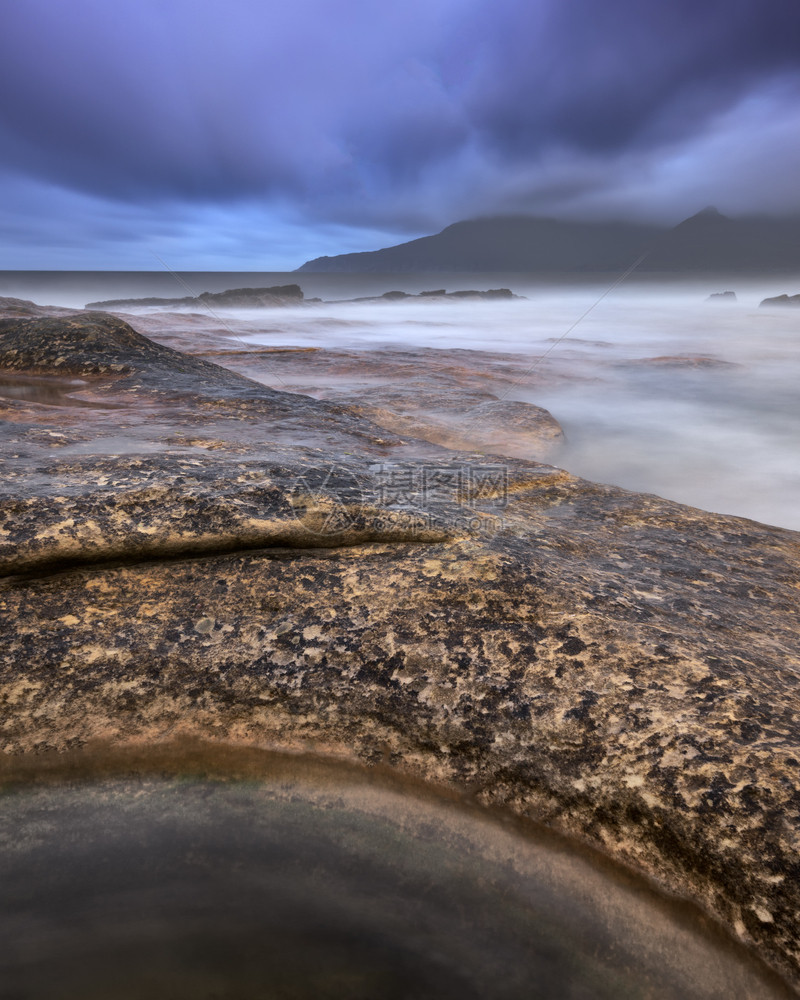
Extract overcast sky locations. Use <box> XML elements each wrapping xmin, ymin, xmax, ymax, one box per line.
<box><xmin>2</xmin><ymin>0</ymin><xmax>799</xmax><ymax>269</ymax></box>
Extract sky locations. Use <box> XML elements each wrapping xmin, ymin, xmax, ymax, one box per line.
<box><xmin>1</xmin><ymin>0</ymin><xmax>799</xmax><ymax>269</ymax></box>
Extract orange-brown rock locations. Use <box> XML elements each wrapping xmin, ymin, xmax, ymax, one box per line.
<box><xmin>2</xmin><ymin>306</ymin><xmax>800</xmax><ymax>992</ymax></box>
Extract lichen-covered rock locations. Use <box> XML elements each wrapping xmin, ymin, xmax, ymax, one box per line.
<box><xmin>1</xmin><ymin>309</ymin><xmax>800</xmax><ymax>992</ymax></box>
<box><xmin>0</xmin><ymin>311</ymin><xmax>281</xmax><ymax>389</ymax></box>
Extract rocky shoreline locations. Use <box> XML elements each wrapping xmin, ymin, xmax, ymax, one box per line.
<box><xmin>84</xmin><ymin>284</ymin><xmax>520</xmax><ymax>310</ymax></box>
<box><xmin>2</xmin><ymin>298</ymin><xmax>800</xmax><ymax>992</ymax></box>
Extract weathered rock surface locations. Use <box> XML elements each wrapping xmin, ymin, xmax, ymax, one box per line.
<box><xmin>0</xmin><ymin>294</ymin><xmax>74</xmax><ymax>318</ymax></box>
<box><xmin>123</xmin><ymin>324</ymin><xmax>566</xmax><ymax>463</ymax></box>
<box><xmin>318</xmin><ymin>382</ymin><xmax>564</xmax><ymax>461</ymax></box>
<box><xmin>2</xmin><ymin>306</ymin><xmax>800</xmax><ymax>992</ymax></box>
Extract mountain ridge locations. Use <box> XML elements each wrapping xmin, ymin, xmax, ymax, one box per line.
<box><xmin>297</xmin><ymin>210</ymin><xmax>800</xmax><ymax>273</ymax></box>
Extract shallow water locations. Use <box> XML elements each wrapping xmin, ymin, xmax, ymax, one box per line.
<box><xmin>0</xmin><ymin>374</ymin><xmax>121</xmax><ymax>409</ymax></box>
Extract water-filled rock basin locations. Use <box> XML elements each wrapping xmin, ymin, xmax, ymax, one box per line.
<box><xmin>0</xmin><ymin>374</ymin><xmax>120</xmax><ymax>409</ymax></box>
<box><xmin>0</xmin><ymin>752</ymin><xmax>793</xmax><ymax>1000</ymax></box>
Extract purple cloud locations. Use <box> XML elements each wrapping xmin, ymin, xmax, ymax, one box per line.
<box><xmin>1</xmin><ymin>0</ymin><xmax>799</xmax><ymax>266</ymax></box>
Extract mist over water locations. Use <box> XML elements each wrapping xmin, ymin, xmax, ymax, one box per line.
<box><xmin>3</xmin><ymin>273</ymin><xmax>798</xmax><ymax>530</ymax></box>
<box><xmin>234</xmin><ymin>282</ymin><xmax>800</xmax><ymax>531</ymax></box>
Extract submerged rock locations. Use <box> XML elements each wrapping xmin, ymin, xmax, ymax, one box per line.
<box><xmin>2</xmin><ymin>308</ymin><xmax>800</xmax><ymax>991</ymax></box>
<box><xmin>322</xmin><ymin>382</ymin><xmax>565</xmax><ymax>461</ymax></box>
<box><xmin>620</xmin><ymin>355</ymin><xmax>737</xmax><ymax>369</ymax></box>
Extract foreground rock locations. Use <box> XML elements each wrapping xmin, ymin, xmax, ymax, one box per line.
<box><xmin>2</xmin><ymin>308</ymin><xmax>800</xmax><ymax>992</ymax></box>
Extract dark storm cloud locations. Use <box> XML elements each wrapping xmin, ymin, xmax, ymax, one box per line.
<box><xmin>1</xmin><ymin>0</ymin><xmax>799</xmax><ymax>265</ymax></box>
<box><xmin>0</xmin><ymin>0</ymin><xmax>468</xmax><ymax>204</ymax></box>
<box><xmin>453</xmin><ymin>0</ymin><xmax>800</xmax><ymax>158</ymax></box>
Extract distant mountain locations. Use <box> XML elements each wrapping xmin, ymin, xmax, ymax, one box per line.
<box><xmin>640</xmin><ymin>208</ymin><xmax>800</xmax><ymax>272</ymax></box>
<box><xmin>297</xmin><ymin>209</ymin><xmax>800</xmax><ymax>273</ymax></box>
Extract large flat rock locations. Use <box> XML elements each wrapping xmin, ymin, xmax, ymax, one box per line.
<box><xmin>1</xmin><ymin>305</ymin><xmax>800</xmax><ymax>992</ymax></box>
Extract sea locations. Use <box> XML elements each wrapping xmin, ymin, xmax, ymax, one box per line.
<box><xmin>2</xmin><ymin>269</ymin><xmax>798</xmax><ymax>531</ymax></box>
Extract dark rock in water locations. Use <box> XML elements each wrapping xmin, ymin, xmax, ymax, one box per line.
<box><xmin>707</xmin><ymin>291</ymin><xmax>737</xmax><ymax>301</ymax></box>
<box><xmin>2</xmin><ymin>306</ymin><xmax>800</xmax><ymax>992</ymax></box>
<box><xmin>760</xmin><ymin>293</ymin><xmax>800</xmax><ymax>308</ymax></box>
<box><xmin>87</xmin><ymin>284</ymin><xmax>520</xmax><ymax>311</ymax></box>
<box><xmin>85</xmin><ymin>284</ymin><xmax>304</xmax><ymax>310</ymax></box>
<box><xmin>198</xmin><ymin>284</ymin><xmax>303</xmax><ymax>307</ymax></box>
<box><xmin>343</xmin><ymin>287</ymin><xmax>522</xmax><ymax>304</ymax></box>
<box><xmin>622</xmin><ymin>355</ymin><xmax>736</xmax><ymax>369</ymax></box>
<box><xmin>449</xmin><ymin>287</ymin><xmax>514</xmax><ymax>299</ymax></box>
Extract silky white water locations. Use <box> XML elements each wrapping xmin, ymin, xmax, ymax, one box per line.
<box><xmin>232</xmin><ymin>282</ymin><xmax>800</xmax><ymax>531</ymax></box>
<box><xmin>3</xmin><ymin>273</ymin><xmax>798</xmax><ymax>530</ymax></box>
